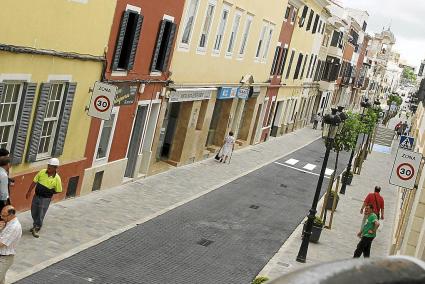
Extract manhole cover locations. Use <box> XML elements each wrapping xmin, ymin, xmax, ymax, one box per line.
<box><xmin>250</xmin><ymin>205</ymin><xmax>260</xmax><ymax>209</ymax></box>
<box><xmin>197</xmin><ymin>238</ymin><xmax>214</xmax><ymax>247</ymax></box>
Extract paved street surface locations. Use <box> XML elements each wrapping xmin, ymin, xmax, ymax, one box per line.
<box><xmin>258</xmin><ymin>118</ymin><xmax>400</xmax><ymax>280</ymax></box>
<box><xmin>9</xmin><ymin>127</ymin><xmax>323</xmax><ymax>283</ymax></box>
<box><xmin>15</xmin><ymin>134</ymin><xmax>349</xmax><ymax>284</ymax></box>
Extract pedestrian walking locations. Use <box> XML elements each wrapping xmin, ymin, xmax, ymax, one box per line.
<box><xmin>354</xmin><ymin>204</ymin><xmax>379</xmax><ymax>258</ymax></box>
<box><xmin>312</xmin><ymin>113</ymin><xmax>320</xmax><ymax>129</ymax></box>
<box><xmin>25</xmin><ymin>158</ymin><xmax>62</xmax><ymax>238</ymax></box>
<box><xmin>0</xmin><ymin>158</ymin><xmax>10</xmax><ymax>213</ymax></box>
<box><xmin>360</xmin><ymin>186</ymin><xmax>384</xmax><ymax>220</ymax></box>
<box><xmin>0</xmin><ymin>205</ymin><xmax>22</xmax><ymax>284</ymax></box>
<box><xmin>219</xmin><ymin>131</ymin><xmax>235</xmax><ymax>164</ymax></box>
<box><xmin>0</xmin><ymin>149</ymin><xmax>13</xmax><ymax>205</ymax></box>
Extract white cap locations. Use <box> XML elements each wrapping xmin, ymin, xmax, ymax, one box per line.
<box><xmin>48</xmin><ymin>158</ymin><xmax>60</xmax><ymax>166</ymax></box>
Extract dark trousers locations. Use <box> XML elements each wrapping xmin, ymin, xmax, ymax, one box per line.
<box><xmin>31</xmin><ymin>195</ymin><xmax>52</xmax><ymax>229</ymax></box>
<box><xmin>313</xmin><ymin>121</ymin><xmax>318</xmax><ymax>129</ymax></box>
<box><xmin>354</xmin><ymin>236</ymin><xmax>374</xmax><ymax>258</ymax></box>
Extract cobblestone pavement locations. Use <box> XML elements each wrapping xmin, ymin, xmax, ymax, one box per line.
<box><xmin>258</xmin><ymin>117</ymin><xmax>401</xmax><ymax>281</ymax></box>
<box><xmin>16</xmin><ymin>139</ymin><xmax>349</xmax><ymax>284</ymax></box>
<box><xmin>9</xmin><ymin>127</ymin><xmax>321</xmax><ymax>283</ymax></box>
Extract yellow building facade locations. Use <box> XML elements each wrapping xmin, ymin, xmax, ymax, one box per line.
<box><xmin>0</xmin><ymin>0</ymin><xmax>116</xmax><ymax>210</ymax></box>
<box><xmin>149</xmin><ymin>0</ymin><xmax>288</xmax><ymax>170</ymax></box>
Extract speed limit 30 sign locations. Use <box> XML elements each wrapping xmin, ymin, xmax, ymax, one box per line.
<box><xmin>390</xmin><ymin>149</ymin><xmax>422</xmax><ymax>189</ymax></box>
<box><xmin>88</xmin><ymin>82</ymin><xmax>117</xmax><ymax>120</ymax></box>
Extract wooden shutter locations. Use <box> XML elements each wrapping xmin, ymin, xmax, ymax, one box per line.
<box><xmin>26</xmin><ymin>83</ymin><xmax>51</xmax><ymax>163</ymax></box>
<box><xmin>52</xmin><ymin>82</ymin><xmax>77</xmax><ymax>157</ymax></box>
<box><xmin>10</xmin><ymin>83</ymin><xmax>36</xmax><ymax>165</ymax></box>
<box><xmin>162</xmin><ymin>23</ymin><xmax>177</xmax><ymax>72</ymax></box>
<box><xmin>0</xmin><ymin>83</ymin><xmax>4</xmax><ymax>101</ymax></box>
<box><xmin>127</xmin><ymin>14</ymin><xmax>144</xmax><ymax>71</ymax></box>
<box><xmin>151</xmin><ymin>20</ymin><xmax>167</xmax><ymax>72</ymax></box>
<box><xmin>112</xmin><ymin>11</ymin><xmax>130</xmax><ymax>71</ymax></box>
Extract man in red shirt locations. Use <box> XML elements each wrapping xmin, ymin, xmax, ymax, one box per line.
<box><xmin>360</xmin><ymin>186</ymin><xmax>384</xmax><ymax>220</ymax></box>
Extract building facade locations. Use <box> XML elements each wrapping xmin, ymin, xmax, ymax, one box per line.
<box><xmin>1</xmin><ymin>0</ymin><xmax>116</xmax><ymax>210</ymax></box>
<box><xmin>81</xmin><ymin>0</ymin><xmax>186</xmax><ymax>194</ymax></box>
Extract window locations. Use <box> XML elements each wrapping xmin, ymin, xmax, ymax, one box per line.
<box><xmin>293</xmin><ymin>53</ymin><xmax>304</xmax><ymax>79</ymax></box>
<box><xmin>306</xmin><ymin>10</ymin><xmax>314</xmax><ymax>31</ymax></box>
<box><xmin>198</xmin><ymin>2</ymin><xmax>216</xmax><ymax>50</ymax></box>
<box><xmin>0</xmin><ymin>82</ymin><xmax>22</xmax><ymax>149</ymax></box>
<box><xmin>181</xmin><ymin>0</ymin><xmax>200</xmax><ymax>46</ymax></box>
<box><xmin>285</xmin><ymin>50</ymin><xmax>295</xmax><ymax>79</ymax></box>
<box><xmin>309</xmin><ymin>55</ymin><xmax>317</xmax><ymax>78</ymax></box>
<box><xmin>270</xmin><ymin>46</ymin><xmax>281</xmax><ymax>75</ymax></box>
<box><xmin>362</xmin><ymin>21</ymin><xmax>367</xmax><ymax>32</ymax></box>
<box><xmin>284</xmin><ymin>6</ymin><xmax>291</xmax><ymax>20</ymax></box>
<box><xmin>226</xmin><ymin>10</ymin><xmax>242</xmax><ymax>55</ymax></box>
<box><xmin>321</xmin><ymin>22</ymin><xmax>325</xmax><ymax>34</ymax></box>
<box><xmin>277</xmin><ymin>47</ymin><xmax>288</xmax><ymax>76</ymax></box>
<box><xmin>238</xmin><ymin>14</ymin><xmax>253</xmax><ymax>57</ymax></box>
<box><xmin>300</xmin><ymin>54</ymin><xmax>308</xmax><ymax>79</ymax></box>
<box><xmin>95</xmin><ymin>108</ymin><xmax>118</xmax><ymax>161</ymax></box>
<box><xmin>314</xmin><ymin>60</ymin><xmax>322</xmax><ymax>81</ymax></box>
<box><xmin>299</xmin><ymin>6</ymin><xmax>308</xmax><ymax>27</ymax></box>
<box><xmin>213</xmin><ymin>4</ymin><xmax>230</xmax><ymax>53</ymax></box>
<box><xmin>291</xmin><ymin>8</ymin><xmax>297</xmax><ymax>24</ymax></box>
<box><xmin>255</xmin><ymin>23</ymin><xmax>268</xmax><ymax>58</ymax></box>
<box><xmin>262</xmin><ymin>24</ymin><xmax>274</xmax><ymax>61</ymax></box>
<box><xmin>37</xmin><ymin>83</ymin><xmax>65</xmax><ymax>157</ymax></box>
<box><xmin>151</xmin><ymin>20</ymin><xmax>177</xmax><ymax>72</ymax></box>
<box><xmin>318</xmin><ymin>21</ymin><xmax>322</xmax><ymax>34</ymax></box>
<box><xmin>330</xmin><ymin>31</ymin><xmax>342</xmax><ymax>47</ymax></box>
<box><xmin>306</xmin><ymin>55</ymin><xmax>313</xmax><ymax>79</ymax></box>
<box><xmin>112</xmin><ymin>10</ymin><xmax>143</xmax><ymax>71</ymax></box>
<box><xmin>312</xmin><ymin>15</ymin><xmax>319</xmax><ymax>33</ymax></box>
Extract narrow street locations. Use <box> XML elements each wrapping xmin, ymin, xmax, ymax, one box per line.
<box><xmin>16</xmin><ymin>138</ymin><xmax>349</xmax><ymax>284</ymax></box>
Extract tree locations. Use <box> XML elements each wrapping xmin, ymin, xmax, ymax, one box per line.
<box><xmin>402</xmin><ymin>67</ymin><xmax>417</xmax><ymax>83</ymax></box>
<box><xmin>333</xmin><ymin>112</ymin><xmax>362</xmax><ymax>153</ymax></box>
<box><xmin>387</xmin><ymin>94</ymin><xmax>402</xmax><ymax>107</ymax></box>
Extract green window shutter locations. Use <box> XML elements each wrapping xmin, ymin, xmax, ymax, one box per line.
<box><xmin>127</xmin><ymin>13</ymin><xmax>143</xmax><ymax>71</ymax></box>
<box><xmin>0</xmin><ymin>83</ymin><xmax>4</xmax><ymax>101</ymax></box>
<box><xmin>26</xmin><ymin>83</ymin><xmax>51</xmax><ymax>163</ymax></box>
<box><xmin>112</xmin><ymin>11</ymin><xmax>130</xmax><ymax>71</ymax></box>
<box><xmin>162</xmin><ymin>22</ymin><xmax>177</xmax><ymax>72</ymax></box>
<box><xmin>52</xmin><ymin>82</ymin><xmax>77</xmax><ymax>157</ymax></box>
<box><xmin>10</xmin><ymin>82</ymin><xmax>37</xmax><ymax>165</ymax></box>
<box><xmin>151</xmin><ymin>20</ymin><xmax>167</xmax><ymax>72</ymax></box>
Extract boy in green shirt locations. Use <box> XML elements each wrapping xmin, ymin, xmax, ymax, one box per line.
<box><xmin>354</xmin><ymin>204</ymin><xmax>380</xmax><ymax>257</ymax></box>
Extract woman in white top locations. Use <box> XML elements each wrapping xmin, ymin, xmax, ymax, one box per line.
<box><xmin>219</xmin><ymin>131</ymin><xmax>235</xmax><ymax>163</ymax></box>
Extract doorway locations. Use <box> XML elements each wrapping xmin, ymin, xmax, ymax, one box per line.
<box><xmin>125</xmin><ymin>105</ymin><xmax>148</xmax><ymax>178</ymax></box>
<box><xmin>157</xmin><ymin>102</ymin><xmax>181</xmax><ymax>160</ymax></box>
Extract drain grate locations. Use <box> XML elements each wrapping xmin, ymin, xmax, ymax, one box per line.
<box><xmin>197</xmin><ymin>238</ymin><xmax>214</xmax><ymax>247</ymax></box>
<box><xmin>250</xmin><ymin>205</ymin><xmax>260</xmax><ymax>209</ymax></box>
<box><xmin>280</xmin><ymin>184</ymin><xmax>287</xmax><ymax>188</ymax></box>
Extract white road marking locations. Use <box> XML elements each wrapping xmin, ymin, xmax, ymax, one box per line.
<box><xmin>285</xmin><ymin>158</ymin><xmax>299</xmax><ymax>165</ymax></box>
<box><xmin>303</xmin><ymin>163</ymin><xmax>316</xmax><ymax>171</ymax></box>
<box><xmin>325</xmin><ymin>168</ymin><xmax>334</xmax><ymax>176</ymax></box>
<box><xmin>274</xmin><ymin>162</ymin><xmax>329</xmax><ymax>179</ymax></box>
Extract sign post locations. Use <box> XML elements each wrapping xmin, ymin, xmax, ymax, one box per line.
<box><xmin>389</xmin><ymin>149</ymin><xmax>422</xmax><ymax>189</ymax></box>
<box><xmin>88</xmin><ymin>82</ymin><xmax>117</xmax><ymax>120</ymax></box>
<box><xmin>399</xmin><ymin>135</ymin><xmax>414</xmax><ymax>151</ymax></box>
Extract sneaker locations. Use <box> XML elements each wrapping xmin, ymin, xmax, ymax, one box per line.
<box><xmin>29</xmin><ymin>227</ymin><xmax>34</xmax><ymax>233</ymax></box>
<box><xmin>32</xmin><ymin>228</ymin><xmax>40</xmax><ymax>238</ymax></box>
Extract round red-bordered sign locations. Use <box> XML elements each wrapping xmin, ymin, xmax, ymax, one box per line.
<box><xmin>94</xmin><ymin>95</ymin><xmax>111</xmax><ymax>112</ymax></box>
<box><xmin>396</xmin><ymin>163</ymin><xmax>415</xmax><ymax>180</ymax></box>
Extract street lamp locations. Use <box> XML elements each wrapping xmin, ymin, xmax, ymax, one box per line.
<box><xmin>296</xmin><ymin>108</ymin><xmax>341</xmax><ymax>263</ymax></box>
<box><xmin>340</xmin><ymin>99</ymin><xmax>371</xmax><ymax>194</ymax></box>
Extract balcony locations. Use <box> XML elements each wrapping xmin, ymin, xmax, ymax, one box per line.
<box><xmin>328</xmin><ymin>45</ymin><xmax>343</xmax><ymax>58</ymax></box>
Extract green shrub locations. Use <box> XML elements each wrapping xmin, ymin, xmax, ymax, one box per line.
<box><xmin>313</xmin><ymin>216</ymin><xmax>324</xmax><ymax>227</ymax></box>
<box><xmin>252</xmin><ymin>276</ymin><xmax>269</xmax><ymax>284</ymax></box>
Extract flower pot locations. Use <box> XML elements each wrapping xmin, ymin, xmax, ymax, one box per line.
<box><xmin>303</xmin><ymin>222</ymin><xmax>323</xmax><ymax>243</ymax></box>
<box><xmin>326</xmin><ymin>195</ymin><xmax>339</xmax><ymax>211</ymax></box>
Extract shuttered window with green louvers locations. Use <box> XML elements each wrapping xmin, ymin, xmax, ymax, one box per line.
<box><xmin>151</xmin><ymin>20</ymin><xmax>177</xmax><ymax>72</ymax></box>
<box><xmin>112</xmin><ymin>10</ymin><xmax>144</xmax><ymax>71</ymax></box>
<box><xmin>26</xmin><ymin>82</ymin><xmax>76</xmax><ymax>163</ymax></box>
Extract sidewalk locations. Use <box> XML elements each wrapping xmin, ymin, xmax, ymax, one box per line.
<box><xmin>258</xmin><ymin>119</ymin><xmax>400</xmax><ymax>280</ymax></box>
<box><xmin>8</xmin><ymin>127</ymin><xmax>321</xmax><ymax>283</ymax></box>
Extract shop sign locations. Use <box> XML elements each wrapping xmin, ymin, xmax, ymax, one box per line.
<box><xmin>114</xmin><ymin>84</ymin><xmax>137</xmax><ymax>106</ymax></box>
<box><xmin>217</xmin><ymin>87</ymin><xmax>238</xmax><ymax>99</ymax></box>
<box><xmin>169</xmin><ymin>88</ymin><xmax>213</xmax><ymax>102</ymax></box>
<box><xmin>249</xmin><ymin>86</ymin><xmax>261</xmax><ymax>98</ymax></box>
<box><xmin>237</xmin><ymin>87</ymin><xmax>250</xmax><ymax>99</ymax></box>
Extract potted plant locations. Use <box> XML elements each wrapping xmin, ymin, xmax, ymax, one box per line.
<box><xmin>342</xmin><ymin>170</ymin><xmax>354</xmax><ymax>185</ymax></box>
<box><xmin>302</xmin><ymin>216</ymin><xmax>324</xmax><ymax>243</ymax></box>
<box><xmin>326</xmin><ymin>190</ymin><xmax>339</xmax><ymax>211</ymax></box>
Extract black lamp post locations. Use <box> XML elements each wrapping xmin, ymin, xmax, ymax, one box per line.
<box><xmin>340</xmin><ymin>99</ymin><xmax>371</xmax><ymax>194</ymax></box>
<box><xmin>296</xmin><ymin>108</ymin><xmax>341</xmax><ymax>263</ymax></box>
